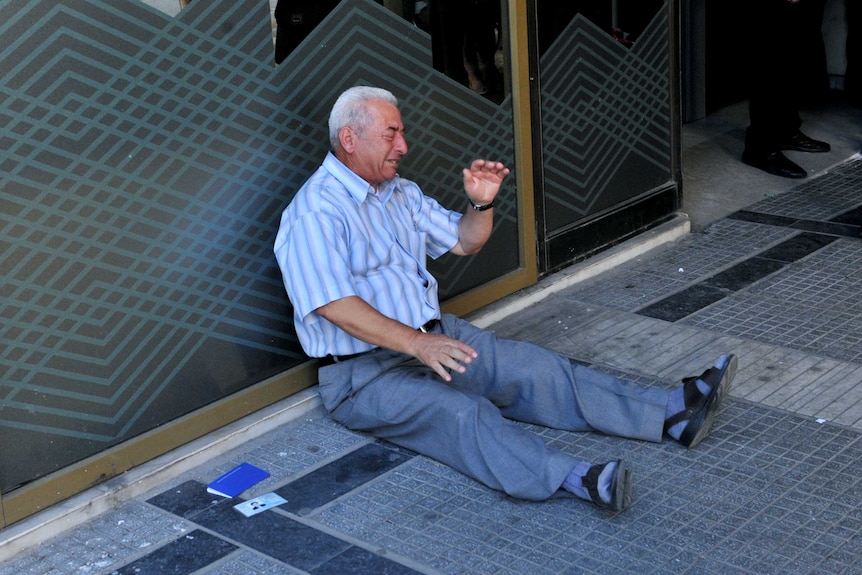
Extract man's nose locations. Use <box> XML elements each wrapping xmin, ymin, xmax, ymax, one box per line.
<box><xmin>395</xmin><ymin>133</ymin><xmax>408</xmax><ymax>154</ymax></box>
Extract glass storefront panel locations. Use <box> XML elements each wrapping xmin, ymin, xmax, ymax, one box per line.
<box><xmin>0</xmin><ymin>0</ymin><xmax>520</xmax><ymax>503</ymax></box>
<box><xmin>534</xmin><ymin>0</ymin><xmax>678</xmax><ymax>270</ymax></box>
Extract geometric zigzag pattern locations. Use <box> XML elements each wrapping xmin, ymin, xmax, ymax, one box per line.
<box><xmin>0</xmin><ymin>0</ymin><xmax>517</xmax><ymax>490</ymax></box>
<box><xmin>539</xmin><ymin>7</ymin><xmax>671</xmax><ymax>233</ymax></box>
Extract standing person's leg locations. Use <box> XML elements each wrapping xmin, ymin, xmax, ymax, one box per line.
<box><xmin>847</xmin><ymin>0</ymin><xmax>862</xmax><ymax>108</ymax></box>
<box><xmin>744</xmin><ymin>1</ymin><xmax>803</xmax><ymax>175</ymax></box>
<box><xmin>743</xmin><ymin>0</ymin><xmax>829</xmax><ymax>177</ymax></box>
<box><xmin>797</xmin><ymin>0</ymin><xmax>829</xmax><ymax>105</ymax></box>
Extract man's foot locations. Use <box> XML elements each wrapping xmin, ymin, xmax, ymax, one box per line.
<box><xmin>665</xmin><ymin>354</ymin><xmax>738</xmax><ymax>448</ymax></box>
<box><xmin>562</xmin><ymin>460</ymin><xmax>633</xmax><ymax>513</ymax></box>
<box><xmin>781</xmin><ymin>130</ymin><xmax>831</xmax><ymax>153</ymax></box>
<box><xmin>582</xmin><ymin>460</ymin><xmax>633</xmax><ymax>513</ymax></box>
<box><xmin>742</xmin><ymin>150</ymin><xmax>807</xmax><ymax>179</ymax></box>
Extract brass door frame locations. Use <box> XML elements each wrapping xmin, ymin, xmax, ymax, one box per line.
<box><xmin>444</xmin><ymin>0</ymin><xmax>538</xmax><ymax>317</ymax></box>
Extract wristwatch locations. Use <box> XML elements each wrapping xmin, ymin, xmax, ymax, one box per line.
<box><xmin>469</xmin><ymin>198</ymin><xmax>495</xmax><ymax>211</ymax></box>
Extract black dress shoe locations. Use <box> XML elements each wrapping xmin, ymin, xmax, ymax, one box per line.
<box><xmin>781</xmin><ymin>130</ymin><xmax>831</xmax><ymax>153</ymax></box>
<box><xmin>742</xmin><ymin>150</ymin><xmax>807</xmax><ymax>178</ymax></box>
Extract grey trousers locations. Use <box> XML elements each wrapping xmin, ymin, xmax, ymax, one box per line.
<box><xmin>317</xmin><ymin>313</ymin><xmax>669</xmax><ymax>501</ymax></box>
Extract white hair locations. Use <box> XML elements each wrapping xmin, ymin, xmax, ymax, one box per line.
<box><xmin>328</xmin><ymin>86</ymin><xmax>399</xmax><ymax>150</ymax></box>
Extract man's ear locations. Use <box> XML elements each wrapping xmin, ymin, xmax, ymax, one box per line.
<box><xmin>338</xmin><ymin>126</ymin><xmax>355</xmax><ymax>153</ymax></box>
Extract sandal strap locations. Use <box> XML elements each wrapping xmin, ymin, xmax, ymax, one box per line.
<box><xmin>682</xmin><ymin>366</ymin><xmax>720</xmax><ymax>388</ymax></box>
<box><xmin>582</xmin><ymin>463</ymin><xmax>604</xmax><ymax>505</ymax></box>
<box><xmin>664</xmin><ymin>375</ymin><xmax>711</xmax><ymax>431</ymax></box>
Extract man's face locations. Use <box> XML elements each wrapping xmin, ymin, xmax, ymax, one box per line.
<box><xmin>347</xmin><ymin>100</ymin><xmax>408</xmax><ymax>188</ymax></box>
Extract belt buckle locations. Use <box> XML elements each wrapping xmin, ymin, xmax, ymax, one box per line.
<box><xmin>418</xmin><ymin>323</ymin><xmax>430</xmax><ymax>333</ymax></box>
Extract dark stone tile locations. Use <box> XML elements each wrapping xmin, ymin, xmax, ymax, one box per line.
<box><xmin>113</xmin><ymin>530</ymin><xmax>236</xmax><ymax>575</ymax></box>
<box><xmin>636</xmin><ymin>284</ymin><xmax>726</xmax><ymax>322</ymax></box>
<box><xmin>702</xmin><ymin>257</ymin><xmax>786</xmax><ymax>291</ymax></box>
<box><xmin>147</xmin><ymin>479</ymin><xmax>231</xmax><ymax>519</ymax></box>
<box><xmin>311</xmin><ymin>546</ymin><xmax>423</xmax><ymax>575</ymax></box>
<box><xmin>757</xmin><ymin>232</ymin><xmax>837</xmax><ymax>262</ymax></box>
<box><xmin>276</xmin><ymin>442</ymin><xmax>414</xmax><ymax>515</ymax></box>
<box><xmin>727</xmin><ymin>210</ymin><xmax>799</xmax><ymax>227</ymax></box>
<box><xmin>789</xmin><ymin>220</ymin><xmax>860</xmax><ymax>238</ymax></box>
<box><xmin>148</xmin><ymin>478</ymin><xmax>418</xmax><ymax>573</ymax></box>
<box><xmin>191</xmin><ymin>488</ymin><xmax>352</xmax><ymax>572</ymax></box>
<box><xmin>829</xmin><ymin>205</ymin><xmax>862</xmax><ymax>226</ymax></box>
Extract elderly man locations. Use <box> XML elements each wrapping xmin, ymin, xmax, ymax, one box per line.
<box><xmin>274</xmin><ymin>86</ymin><xmax>736</xmax><ymax>513</ymax></box>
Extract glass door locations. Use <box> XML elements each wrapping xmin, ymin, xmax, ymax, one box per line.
<box><xmin>532</xmin><ymin>0</ymin><xmax>680</xmax><ymax>272</ymax></box>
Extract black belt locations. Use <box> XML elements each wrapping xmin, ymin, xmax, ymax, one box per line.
<box><xmin>325</xmin><ymin>319</ymin><xmax>440</xmax><ymax>364</ymax></box>
<box><xmin>416</xmin><ymin>318</ymin><xmax>440</xmax><ymax>333</ymax></box>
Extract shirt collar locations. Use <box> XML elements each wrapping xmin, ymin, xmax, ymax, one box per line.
<box><xmin>322</xmin><ymin>151</ymin><xmax>398</xmax><ymax>204</ymax></box>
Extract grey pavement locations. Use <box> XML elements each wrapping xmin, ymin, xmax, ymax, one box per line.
<box><xmin>1</xmin><ymin>101</ymin><xmax>862</xmax><ymax>574</ymax></box>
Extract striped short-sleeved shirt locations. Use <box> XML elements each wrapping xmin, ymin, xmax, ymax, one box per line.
<box><xmin>273</xmin><ymin>152</ymin><xmax>462</xmax><ymax>358</ymax></box>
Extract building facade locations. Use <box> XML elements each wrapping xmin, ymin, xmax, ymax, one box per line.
<box><xmin>0</xmin><ymin>0</ymin><xmax>679</xmax><ymax>526</ymax></box>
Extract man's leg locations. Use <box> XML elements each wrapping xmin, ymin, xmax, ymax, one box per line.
<box><xmin>317</xmin><ymin>316</ymin><xmax>732</xmax><ymax>509</ymax></box>
<box><xmin>442</xmin><ymin>315</ymin><xmax>669</xmax><ymax>443</ymax></box>
<box><xmin>321</xmin><ymin>353</ymin><xmax>579</xmax><ymax>501</ymax></box>
<box><xmin>742</xmin><ymin>0</ymin><xmax>828</xmax><ymax>178</ymax></box>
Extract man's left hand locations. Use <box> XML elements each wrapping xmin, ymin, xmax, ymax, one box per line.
<box><xmin>463</xmin><ymin>159</ymin><xmax>510</xmax><ymax>206</ymax></box>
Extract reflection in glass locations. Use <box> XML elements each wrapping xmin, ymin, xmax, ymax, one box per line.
<box><xmin>274</xmin><ymin>0</ymin><xmax>343</xmax><ymax>64</ymax></box>
<box><xmin>537</xmin><ymin>0</ymin><xmax>663</xmax><ymax>54</ymax></box>
<box><xmin>140</xmin><ymin>0</ymin><xmax>184</xmax><ymax>17</ymax></box>
<box><xmin>273</xmin><ymin>0</ymin><xmax>507</xmax><ymax>101</ymax></box>
<box><xmin>421</xmin><ymin>0</ymin><xmax>504</xmax><ymax>100</ymax></box>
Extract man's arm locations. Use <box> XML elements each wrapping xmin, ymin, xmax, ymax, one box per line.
<box><xmin>316</xmin><ymin>296</ymin><xmax>478</xmax><ymax>382</ymax></box>
<box><xmin>450</xmin><ymin>159</ymin><xmax>510</xmax><ymax>256</ymax></box>
<box><xmin>316</xmin><ymin>160</ymin><xmax>510</xmax><ymax>379</ymax></box>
